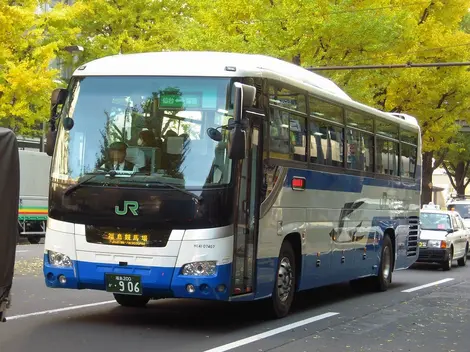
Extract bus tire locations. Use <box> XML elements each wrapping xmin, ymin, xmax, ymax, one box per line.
<box><xmin>113</xmin><ymin>294</ymin><xmax>150</xmax><ymax>308</ymax></box>
<box><xmin>374</xmin><ymin>234</ymin><xmax>393</xmax><ymax>292</ymax></box>
<box><xmin>270</xmin><ymin>240</ymin><xmax>296</xmax><ymax>319</ymax></box>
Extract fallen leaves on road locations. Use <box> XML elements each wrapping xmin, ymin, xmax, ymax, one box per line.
<box><xmin>14</xmin><ymin>257</ymin><xmax>43</xmax><ymax>276</ymax></box>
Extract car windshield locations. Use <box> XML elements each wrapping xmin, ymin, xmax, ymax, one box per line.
<box><xmin>51</xmin><ymin>76</ymin><xmax>235</xmax><ymax>189</ymax></box>
<box><xmin>420</xmin><ymin>212</ymin><xmax>452</xmax><ymax>231</ymax></box>
<box><xmin>447</xmin><ymin>204</ymin><xmax>470</xmax><ymax>219</ymax></box>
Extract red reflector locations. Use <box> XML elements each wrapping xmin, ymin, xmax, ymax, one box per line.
<box><xmin>291</xmin><ymin>177</ymin><xmax>305</xmax><ymax>190</ymax></box>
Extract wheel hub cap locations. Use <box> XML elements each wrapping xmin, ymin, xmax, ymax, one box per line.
<box><xmin>382</xmin><ymin>246</ymin><xmax>391</xmax><ymax>280</ymax></box>
<box><xmin>277</xmin><ymin>257</ymin><xmax>293</xmax><ymax>302</ymax></box>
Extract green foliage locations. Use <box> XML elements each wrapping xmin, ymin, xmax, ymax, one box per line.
<box><xmin>45</xmin><ymin>0</ymin><xmax>190</xmax><ymax>66</ymax></box>
<box><xmin>0</xmin><ymin>0</ymin><xmax>60</xmax><ymax>136</ymax></box>
<box><xmin>3</xmin><ymin>0</ymin><xmax>470</xmax><ymax>149</ymax></box>
<box><xmin>442</xmin><ymin>133</ymin><xmax>470</xmax><ymax>195</ymax></box>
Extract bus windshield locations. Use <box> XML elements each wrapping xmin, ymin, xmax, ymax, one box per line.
<box><xmin>51</xmin><ymin>76</ymin><xmax>234</xmax><ymax>189</ymax></box>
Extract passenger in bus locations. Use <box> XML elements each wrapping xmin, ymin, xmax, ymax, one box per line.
<box><xmin>104</xmin><ymin>141</ymin><xmax>139</xmax><ymax>171</ymax></box>
<box><xmin>138</xmin><ymin>129</ymin><xmax>158</xmax><ymax>148</ymax></box>
<box><xmin>161</xmin><ymin>130</ymin><xmax>183</xmax><ymax>176</ymax></box>
<box><xmin>137</xmin><ymin>129</ymin><xmax>159</xmax><ymax>172</ymax></box>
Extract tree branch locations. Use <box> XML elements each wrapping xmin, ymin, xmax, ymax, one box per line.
<box><xmin>443</xmin><ymin>162</ymin><xmax>458</xmax><ymax>190</ymax></box>
<box><xmin>432</xmin><ymin>151</ymin><xmax>447</xmax><ymax>171</ymax></box>
<box><xmin>437</xmin><ymin>90</ymin><xmax>456</xmax><ymax>109</ymax></box>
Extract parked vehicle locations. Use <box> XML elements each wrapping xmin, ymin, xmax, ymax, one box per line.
<box><xmin>417</xmin><ymin>208</ymin><xmax>469</xmax><ymax>270</ymax></box>
<box><xmin>446</xmin><ymin>198</ymin><xmax>470</xmax><ymax>229</ymax></box>
<box><xmin>0</xmin><ymin>128</ymin><xmax>20</xmax><ymax>322</ymax></box>
<box><xmin>18</xmin><ymin>150</ymin><xmax>51</xmax><ymax>244</ymax></box>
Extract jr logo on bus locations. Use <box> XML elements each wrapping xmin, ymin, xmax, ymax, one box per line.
<box><xmin>115</xmin><ymin>201</ymin><xmax>139</xmax><ymax>216</ymax></box>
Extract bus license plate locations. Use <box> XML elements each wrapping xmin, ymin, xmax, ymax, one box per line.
<box><xmin>105</xmin><ymin>274</ymin><xmax>142</xmax><ymax>295</ymax></box>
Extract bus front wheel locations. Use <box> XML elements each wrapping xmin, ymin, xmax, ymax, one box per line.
<box><xmin>270</xmin><ymin>240</ymin><xmax>296</xmax><ymax>319</ymax></box>
<box><xmin>113</xmin><ymin>294</ymin><xmax>150</xmax><ymax>308</ymax></box>
<box><xmin>374</xmin><ymin>234</ymin><xmax>393</xmax><ymax>291</ymax></box>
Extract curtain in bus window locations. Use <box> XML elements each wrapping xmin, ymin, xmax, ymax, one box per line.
<box><xmin>401</xmin><ymin>143</ymin><xmax>417</xmax><ymax>178</ymax></box>
<box><xmin>310</xmin><ymin>119</ymin><xmax>343</xmax><ymax>166</ymax></box>
<box><xmin>377</xmin><ymin>139</ymin><xmax>399</xmax><ymax>176</ymax></box>
<box><xmin>289</xmin><ymin>115</ymin><xmax>307</xmax><ymax>161</ymax></box>
<box><xmin>346</xmin><ymin>129</ymin><xmax>373</xmax><ymax>172</ymax></box>
<box><xmin>269</xmin><ymin>108</ymin><xmax>290</xmax><ymax>159</ymax></box>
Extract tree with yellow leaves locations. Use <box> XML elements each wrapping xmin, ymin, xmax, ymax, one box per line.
<box><xmin>0</xmin><ymin>0</ymin><xmax>59</xmax><ymax>136</ymax></box>
<box><xmin>180</xmin><ymin>0</ymin><xmax>470</xmax><ymax>203</ymax></box>
<box><xmin>45</xmin><ymin>0</ymin><xmax>470</xmax><ymax>204</ymax></box>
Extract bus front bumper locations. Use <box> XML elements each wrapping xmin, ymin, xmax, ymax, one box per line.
<box><xmin>43</xmin><ymin>254</ymin><xmax>232</xmax><ymax>301</ymax></box>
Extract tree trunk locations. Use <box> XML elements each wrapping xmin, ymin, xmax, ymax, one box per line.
<box><xmin>453</xmin><ymin>161</ymin><xmax>468</xmax><ymax>197</ymax></box>
<box><xmin>421</xmin><ymin>151</ymin><xmax>433</xmax><ymax>204</ymax></box>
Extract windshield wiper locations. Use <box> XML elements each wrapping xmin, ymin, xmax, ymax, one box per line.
<box><xmin>63</xmin><ymin>170</ymin><xmax>115</xmax><ymax>196</ymax></box>
<box><xmin>144</xmin><ymin>179</ymin><xmax>203</xmax><ymax>204</ymax></box>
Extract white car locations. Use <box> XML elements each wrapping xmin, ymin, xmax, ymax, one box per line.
<box><xmin>447</xmin><ymin>199</ymin><xmax>470</xmax><ymax>229</ymax></box>
<box><xmin>417</xmin><ymin>209</ymin><xmax>469</xmax><ymax>270</ymax></box>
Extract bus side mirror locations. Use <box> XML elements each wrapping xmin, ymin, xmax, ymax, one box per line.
<box><xmin>51</xmin><ymin>88</ymin><xmax>67</xmax><ymax>117</ymax></box>
<box><xmin>45</xmin><ymin>130</ymin><xmax>57</xmax><ymax>157</ymax></box>
<box><xmin>228</xmin><ymin>82</ymin><xmax>256</xmax><ymax>160</ymax></box>
<box><xmin>46</xmin><ymin>88</ymin><xmax>68</xmax><ymax>157</ymax></box>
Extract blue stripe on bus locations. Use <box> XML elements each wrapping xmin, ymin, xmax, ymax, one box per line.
<box><xmin>284</xmin><ymin>168</ymin><xmax>421</xmax><ymax>192</ymax></box>
<box><xmin>43</xmin><ymin>254</ymin><xmax>232</xmax><ymax>301</ymax></box>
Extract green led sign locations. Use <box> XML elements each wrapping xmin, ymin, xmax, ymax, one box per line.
<box><xmin>159</xmin><ymin>93</ymin><xmax>202</xmax><ymax>109</ymax></box>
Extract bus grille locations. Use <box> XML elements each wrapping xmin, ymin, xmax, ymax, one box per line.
<box><xmin>407</xmin><ymin>216</ymin><xmax>419</xmax><ymax>256</ymax></box>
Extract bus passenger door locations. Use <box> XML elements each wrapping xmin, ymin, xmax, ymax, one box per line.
<box><xmin>231</xmin><ymin>110</ymin><xmax>263</xmax><ymax>296</ymax></box>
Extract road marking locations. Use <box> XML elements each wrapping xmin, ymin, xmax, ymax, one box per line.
<box><xmin>401</xmin><ymin>278</ymin><xmax>455</xmax><ymax>293</ymax></box>
<box><xmin>16</xmin><ymin>250</ymin><xmax>29</xmax><ymax>253</ymax></box>
<box><xmin>6</xmin><ymin>300</ymin><xmax>116</xmax><ymax>321</ymax></box>
<box><xmin>203</xmin><ymin>312</ymin><xmax>339</xmax><ymax>352</ymax></box>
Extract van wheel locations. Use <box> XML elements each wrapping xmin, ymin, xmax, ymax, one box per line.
<box><xmin>269</xmin><ymin>240</ymin><xmax>296</xmax><ymax>319</ymax></box>
<box><xmin>373</xmin><ymin>235</ymin><xmax>393</xmax><ymax>291</ymax></box>
<box><xmin>113</xmin><ymin>294</ymin><xmax>150</xmax><ymax>307</ymax></box>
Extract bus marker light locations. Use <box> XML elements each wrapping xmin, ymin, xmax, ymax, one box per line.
<box><xmin>291</xmin><ymin>177</ymin><xmax>306</xmax><ymax>191</ymax></box>
<box><xmin>216</xmin><ymin>285</ymin><xmax>226</xmax><ymax>293</ymax></box>
<box><xmin>58</xmin><ymin>275</ymin><xmax>67</xmax><ymax>284</ymax></box>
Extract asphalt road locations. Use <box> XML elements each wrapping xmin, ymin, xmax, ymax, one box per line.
<box><xmin>2</xmin><ymin>243</ymin><xmax>470</xmax><ymax>352</ymax></box>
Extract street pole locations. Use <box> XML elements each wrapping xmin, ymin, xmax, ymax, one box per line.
<box><xmin>307</xmin><ymin>61</ymin><xmax>470</xmax><ymax>71</ymax></box>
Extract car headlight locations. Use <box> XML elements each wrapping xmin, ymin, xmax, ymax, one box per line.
<box><xmin>181</xmin><ymin>261</ymin><xmax>217</xmax><ymax>276</ymax></box>
<box><xmin>428</xmin><ymin>240</ymin><xmax>445</xmax><ymax>248</ymax></box>
<box><xmin>47</xmin><ymin>250</ymin><xmax>72</xmax><ymax>267</ymax></box>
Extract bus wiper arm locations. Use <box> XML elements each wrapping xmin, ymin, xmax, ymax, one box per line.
<box><xmin>63</xmin><ymin>172</ymin><xmax>108</xmax><ymax>196</ymax></box>
<box><xmin>146</xmin><ymin>179</ymin><xmax>203</xmax><ymax>204</ymax></box>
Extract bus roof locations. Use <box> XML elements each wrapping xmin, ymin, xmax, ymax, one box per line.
<box><xmin>73</xmin><ymin>51</ymin><xmax>420</xmax><ymax>130</ymax></box>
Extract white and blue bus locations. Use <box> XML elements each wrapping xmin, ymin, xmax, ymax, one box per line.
<box><xmin>43</xmin><ymin>52</ymin><xmax>421</xmax><ymax>318</ymax></box>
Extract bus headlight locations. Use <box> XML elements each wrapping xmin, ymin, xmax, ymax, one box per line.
<box><xmin>48</xmin><ymin>250</ymin><xmax>72</xmax><ymax>267</ymax></box>
<box><xmin>181</xmin><ymin>261</ymin><xmax>217</xmax><ymax>276</ymax></box>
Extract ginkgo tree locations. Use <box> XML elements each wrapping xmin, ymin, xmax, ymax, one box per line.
<box><xmin>44</xmin><ymin>0</ymin><xmax>190</xmax><ymax>66</ymax></box>
<box><xmin>442</xmin><ymin>133</ymin><xmax>470</xmax><ymax>197</ymax></box>
<box><xmin>181</xmin><ymin>0</ymin><xmax>470</xmax><ymax>203</ymax></box>
<box><xmin>0</xmin><ymin>0</ymin><xmax>60</xmax><ymax>136</ymax></box>
<box><xmin>42</xmin><ymin>0</ymin><xmax>470</xmax><ymax>204</ymax></box>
